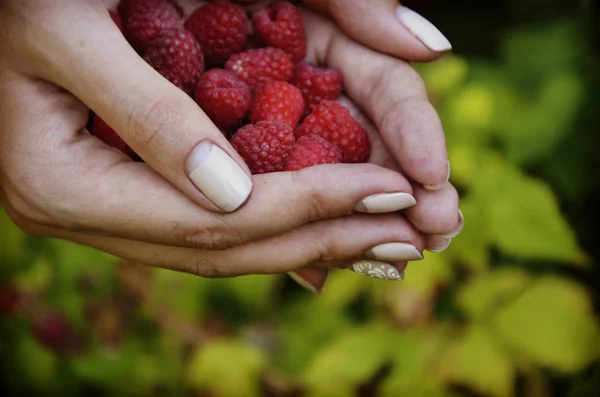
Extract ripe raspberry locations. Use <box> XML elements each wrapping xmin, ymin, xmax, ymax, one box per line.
<box><xmin>92</xmin><ymin>116</ymin><xmax>138</xmax><ymax>159</ymax></box>
<box><xmin>143</xmin><ymin>28</ymin><xmax>205</xmax><ymax>95</ymax></box>
<box><xmin>195</xmin><ymin>69</ymin><xmax>252</xmax><ymax>131</ymax></box>
<box><xmin>124</xmin><ymin>0</ymin><xmax>182</xmax><ymax>52</ymax></box>
<box><xmin>31</xmin><ymin>310</ymin><xmax>82</xmax><ymax>356</ymax></box>
<box><xmin>295</xmin><ymin>101</ymin><xmax>370</xmax><ymax>163</ymax></box>
<box><xmin>252</xmin><ymin>1</ymin><xmax>307</xmax><ymax>63</ymax></box>
<box><xmin>292</xmin><ymin>62</ymin><xmax>343</xmax><ymax>114</ymax></box>
<box><xmin>230</xmin><ymin>121</ymin><xmax>295</xmax><ymax>174</ymax></box>
<box><xmin>249</xmin><ymin>81</ymin><xmax>304</xmax><ymax>128</ymax></box>
<box><xmin>225</xmin><ymin>47</ymin><xmax>293</xmax><ymax>89</ymax></box>
<box><xmin>109</xmin><ymin>10</ymin><xmax>125</xmax><ymax>33</ymax></box>
<box><xmin>185</xmin><ymin>1</ymin><xmax>249</xmax><ymax>66</ymax></box>
<box><xmin>284</xmin><ymin>135</ymin><xmax>343</xmax><ymax>171</ymax></box>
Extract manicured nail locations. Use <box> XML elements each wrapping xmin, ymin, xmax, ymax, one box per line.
<box><xmin>353</xmin><ymin>192</ymin><xmax>416</xmax><ymax>213</ymax></box>
<box><xmin>441</xmin><ymin>209</ymin><xmax>464</xmax><ymax>238</ymax></box>
<box><xmin>186</xmin><ymin>141</ymin><xmax>253</xmax><ymax>212</ymax></box>
<box><xmin>367</xmin><ymin>243</ymin><xmax>423</xmax><ymax>262</ymax></box>
<box><xmin>396</xmin><ymin>6</ymin><xmax>452</xmax><ymax>52</ymax></box>
<box><xmin>287</xmin><ymin>271</ymin><xmax>321</xmax><ymax>294</ymax></box>
<box><xmin>426</xmin><ymin>236</ymin><xmax>452</xmax><ymax>252</ymax></box>
<box><xmin>424</xmin><ymin>161</ymin><xmax>451</xmax><ymax>190</ymax></box>
<box><xmin>350</xmin><ymin>260</ymin><xmax>404</xmax><ymax>281</ymax></box>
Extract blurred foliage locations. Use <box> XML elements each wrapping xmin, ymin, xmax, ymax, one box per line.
<box><xmin>2</xmin><ymin>0</ymin><xmax>600</xmax><ymax>396</ymax></box>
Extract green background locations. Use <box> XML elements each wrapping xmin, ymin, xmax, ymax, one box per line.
<box><xmin>1</xmin><ymin>0</ymin><xmax>599</xmax><ymax>396</ymax></box>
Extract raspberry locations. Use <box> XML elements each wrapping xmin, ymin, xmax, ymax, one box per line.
<box><xmin>225</xmin><ymin>47</ymin><xmax>293</xmax><ymax>89</ymax></box>
<box><xmin>295</xmin><ymin>101</ymin><xmax>370</xmax><ymax>163</ymax></box>
<box><xmin>250</xmin><ymin>81</ymin><xmax>304</xmax><ymax>128</ymax></box>
<box><xmin>284</xmin><ymin>134</ymin><xmax>343</xmax><ymax>171</ymax></box>
<box><xmin>109</xmin><ymin>10</ymin><xmax>125</xmax><ymax>33</ymax></box>
<box><xmin>143</xmin><ymin>28</ymin><xmax>205</xmax><ymax>95</ymax></box>
<box><xmin>252</xmin><ymin>1</ymin><xmax>307</xmax><ymax>63</ymax></box>
<box><xmin>124</xmin><ymin>0</ymin><xmax>182</xmax><ymax>52</ymax></box>
<box><xmin>292</xmin><ymin>62</ymin><xmax>343</xmax><ymax>114</ymax></box>
<box><xmin>185</xmin><ymin>1</ymin><xmax>249</xmax><ymax>66</ymax></box>
<box><xmin>195</xmin><ymin>69</ymin><xmax>252</xmax><ymax>131</ymax></box>
<box><xmin>31</xmin><ymin>310</ymin><xmax>82</xmax><ymax>356</ymax></box>
<box><xmin>230</xmin><ymin>121</ymin><xmax>295</xmax><ymax>174</ymax></box>
<box><xmin>92</xmin><ymin>116</ymin><xmax>138</xmax><ymax>160</ymax></box>
<box><xmin>0</xmin><ymin>283</ymin><xmax>21</xmax><ymax>316</ymax></box>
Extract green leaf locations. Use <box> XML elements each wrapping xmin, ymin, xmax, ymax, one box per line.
<box><xmin>439</xmin><ymin>325</ymin><xmax>515</xmax><ymax>397</ymax></box>
<box><xmin>302</xmin><ymin>324</ymin><xmax>395</xmax><ymax>396</ymax></box>
<box><xmin>319</xmin><ymin>270</ymin><xmax>370</xmax><ymax>309</ymax></box>
<box><xmin>186</xmin><ymin>339</ymin><xmax>267</xmax><ymax>397</ymax></box>
<box><xmin>505</xmin><ymin>72</ymin><xmax>585</xmax><ymax>165</ymax></box>
<box><xmin>417</xmin><ymin>54</ymin><xmax>469</xmax><ymax>98</ymax></box>
<box><xmin>15</xmin><ymin>333</ymin><xmax>59</xmax><ymax>392</ymax></box>
<box><xmin>491</xmin><ymin>276</ymin><xmax>600</xmax><ymax>372</ymax></box>
<box><xmin>151</xmin><ymin>268</ymin><xmax>208</xmax><ymax>319</ymax></box>
<box><xmin>474</xmin><ymin>156</ymin><xmax>586</xmax><ymax>264</ymax></box>
<box><xmin>0</xmin><ymin>207</ymin><xmax>28</xmax><ymax>271</ymax></box>
<box><xmin>457</xmin><ymin>268</ymin><xmax>530</xmax><ymax>321</ymax></box>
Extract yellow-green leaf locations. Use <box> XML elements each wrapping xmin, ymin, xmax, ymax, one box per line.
<box><xmin>417</xmin><ymin>54</ymin><xmax>468</xmax><ymax>98</ymax></box>
<box><xmin>491</xmin><ymin>276</ymin><xmax>600</xmax><ymax>372</ymax></box>
<box><xmin>457</xmin><ymin>268</ymin><xmax>530</xmax><ymax>320</ymax></box>
<box><xmin>439</xmin><ymin>325</ymin><xmax>515</xmax><ymax>397</ymax></box>
<box><xmin>186</xmin><ymin>339</ymin><xmax>267</xmax><ymax>397</ymax></box>
<box><xmin>0</xmin><ymin>207</ymin><xmax>28</xmax><ymax>268</ymax></box>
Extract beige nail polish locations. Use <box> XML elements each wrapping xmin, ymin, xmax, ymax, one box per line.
<box><xmin>187</xmin><ymin>141</ymin><xmax>253</xmax><ymax>212</ymax></box>
<box><xmin>424</xmin><ymin>161</ymin><xmax>451</xmax><ymax>190</ymax></box>
<box><xmin>396</xmin><ymin>6</ymin><xmax>452</xmax><ymax>52</ymax></box>
<box><xmin>351</xmin><ymin>260</ymin><xmax>404</xmax><ymax>281</ymax></box>
<box><xmin>367</xmin><ymin>243</ymin><xmax>423</xmax><ymax>262</ymax></box>
<box><xmin>354</xmin><ymin>192</ymin><xmax>416</xmax><ymax>213</ymax></box>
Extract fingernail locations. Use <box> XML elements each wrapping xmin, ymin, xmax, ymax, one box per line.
<box><xmin>351</xmin><ymin>260</ymin><xmax>404</xmax><ymax>280</ymax></box>
<box><xmin>287</xmin><ymin>271</ymin><xmax>322</xmax><ymax>294</ymax></box>
<box><xmin>426</xmin><ymin>236</ymin><xmax>452</xmax><ymax>252</ymax></box>
<box><xmin>396</xmin><ymin>6</ymin><xmax>452</xmax><ymax>52</ymax></box>
<box><xmin>186</xmin><ymin>141</ymin><xmax>253</xmax><ymax>212</ymax></box>
<box><xmin>353</xmin><ymin>192</ymin><xmax>416</xmax><ymax>213</ymax></box>
<box><xmin>441</xmin><ymin>209</ymin><xmax>464</xmax><ymax>238</ymax></box>
<box><xmin>424</xmin><ymin>161</ymin><xmax>451</xmax><ymax>190</ymax></box>
<box><xmin>366</xmin><ymin>243</ymin><xmax>423</xmax><ymax>261</ymax></box>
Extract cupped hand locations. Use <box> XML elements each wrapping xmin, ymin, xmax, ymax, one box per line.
<box><xmin>0</xmin><ymin>0</ymin><xmax>432</xmax><ymax>281</ymax></box>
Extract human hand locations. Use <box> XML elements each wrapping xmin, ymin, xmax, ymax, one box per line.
<box><xmin>0</xmin><ymin>0</ymin><xmax>430</xmax><ymax>280</ymax></box>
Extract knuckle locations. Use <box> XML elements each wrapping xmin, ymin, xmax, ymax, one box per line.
<box><xmin>290</xmin><ymin>171</ymin><xmax>337</xmax><ymax>222</ymax></box>
<box><xmin>191</xmin><ymin>256</ymin><xmax>232</xmax><ymax>278</ymax></box>
<box><xmin>127</xmin><ymin>96</ymin><xmax>188</xmax><ymax>153</ymax></box>
<box><xmin>178</xmin><ymin>222</ymin><xmax>244</xmax><ymax>250</ymax></box>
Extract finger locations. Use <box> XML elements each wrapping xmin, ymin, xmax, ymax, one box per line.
<box><xmin>404</xmin><ymin>184</ymin><xmax>463</xmax><ymax>237</ymax></box>
<box><xmin>288</xmin><ymin>268</ymin><xmax>328</xmax><ymax>294</ymax></box>
<box><xmin>34</xmin><ymin>2</ymin><xmax>253</xmax><ymax>213</ymax></box>
<box><xmin>302</xmin><ymin>0</ymin><xmax>451</xmax><ymax>61</ymax></box>
<box><xmin>12</xmin><ymin>206</ymin><xmax>426</xmax><ymax>279</ymax></box>
<box><xmin>301</xmin><ymin>9</ymin><xmax>450</xmax><ymax>190</ymax></box>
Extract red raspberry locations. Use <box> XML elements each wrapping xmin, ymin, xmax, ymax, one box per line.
<box><xmin>109</xmin><ymin>10</ymin><xmax>125</xmax><ymax>33</ymax></box>
<box><xmin>0</xmin><ymin>283</ymin><xmax>21</xmax><ymax>316</ymax></box>
<box><xmin>295</xmin><ymin>101</ymin><xmax>370</xmax><ymax>163</ymax></box>
<box><xmin>292</xmin><ymin>62</ymin><xmax>343</xmax><ymax>115</ymax></box>
<box><xmin>225</xmin><ymin>47</ymin><xmax>293</xmax><ymax>89</ymax></box>
<box><xmin>185</xmin><ymin>1</ymin><xmax>249</xmax><ymax>66</ymax></box>
<box><xmin>92</xmin><ymin>116</ymin><xmax>138</xmax><ymax>160</ymax></box>
<box><xmin>250</xmin><ymin>81</ymin><xmax>304</xmax><ymax>128</ymax></box>
<box><xmin>124</xmin><ymin>0</ymin><xmax>182</xmax><ymax>52</ymax></box>
<box><xmin>252</xmin><ymin>1</ymin><xmax>307</xmax><ymax>63</ymax></box>
<box><xmin>143</xmin><ymin>28</ymin><xmax>205</xmax><ymax>96</ymax></box>
<box><xmin>284</xmin><ymin>134</ymin><xmax>343</xmax><ymax>171</ymax></box>
<box><xmin>195</xmin><ymin>69</ymin><xmax>252</xmax><ymax>131</ymax></box>
<box><xmin>230</xmin><ymin>121</ymin><xmax>295</xmax><ymax>174</ymax></box>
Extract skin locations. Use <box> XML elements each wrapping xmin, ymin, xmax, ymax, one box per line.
<box><xmin>0</xmin><ymin>0</ymin><xmax>461</xmax><ymax>284</ymax></box>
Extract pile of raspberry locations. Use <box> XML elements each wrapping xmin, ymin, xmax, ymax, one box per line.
<box><xmin>97</xmin><ymin>0</ymin><xmax>370</xmax><ymax>173</ymax></box>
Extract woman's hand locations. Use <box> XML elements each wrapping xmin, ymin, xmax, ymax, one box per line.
<box><xmin>0</xmin><ymin>0</ymin><xmax>432</xmax><ymax>281</ymax></box>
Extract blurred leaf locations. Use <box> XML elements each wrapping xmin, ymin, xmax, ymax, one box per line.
<box><xmin>502</xmin><ymin>21</ymin><xmax>585</xmax><ymax>88</ymax></box>
<box><xmin>15</xmin><ymin>333</ymin><xmax>59</xmax><ymax>392</ymax></box>
<box><xmin>457</xmin><ymin>268</ymin><xmax>530</xmax><ymax>321</ymax></box>
<box><xmin>446</xmin><ymin>82</ymin><xmax>495</xmax><ymax>134</ymax></box>
<box><xmin>319</xmin><ymin>270</ymin><xmax>369</xmax><ymax>309</ymax></box>
<box><xmin>439</xmin><ymin>325</ymin><xmax>515</xmax><ymax>397</ymax></box>
<box><xmin>491</xmin><ymin>276</ymin><xmax>600</xmax><ymax>372</ymax></box>
<box><xmin>0</xmin><ymin>208</ymin><xmax>28</xmax><ymax>271</ymax></box>
<box><xmin>475</xmin><ymin>156</ymin><xmax>586</xmax><ymax>264</ymax></box>
<box><xmin>302</xmin><ymin>323</ymin><xmax>395</xmax><ymax>397</ymax></box>
<box><xmin>151</xmin><ymin>268</ymin><xmax>207</xmax><ymax>319</ymax></box>
<box><xmin>505</xmin><ymin>72</ymin><xmax>585</xmax><ymax>164</ymax></box>
<box><xmin>13</xmin><ymin>257</ymin><xmax>53</xmax><ymax>293</ymax></box>
<box><xmin>446</xmin><ymin>196</ymin><xmax>490</xmax><ymax>272</ymax></box>
<box><xmin>417</xmin><ymin>54</ymin><xmax>469</xmax><ymax>98</ymax></box>
<box><xmin>186</xmin><ymin>338</ymin><xmax>267</xmax><ymax>397</ymax></box>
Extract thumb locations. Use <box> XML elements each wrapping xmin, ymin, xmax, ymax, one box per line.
<box><xmin>45</xmin><ymin>3</ymin><xmax>253</xmax><ymax>213</ymax></box>
<box><xmin>303</xmin><ymin>0</ymin><xmax>452</xmax><ymax>62</ymax></box>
